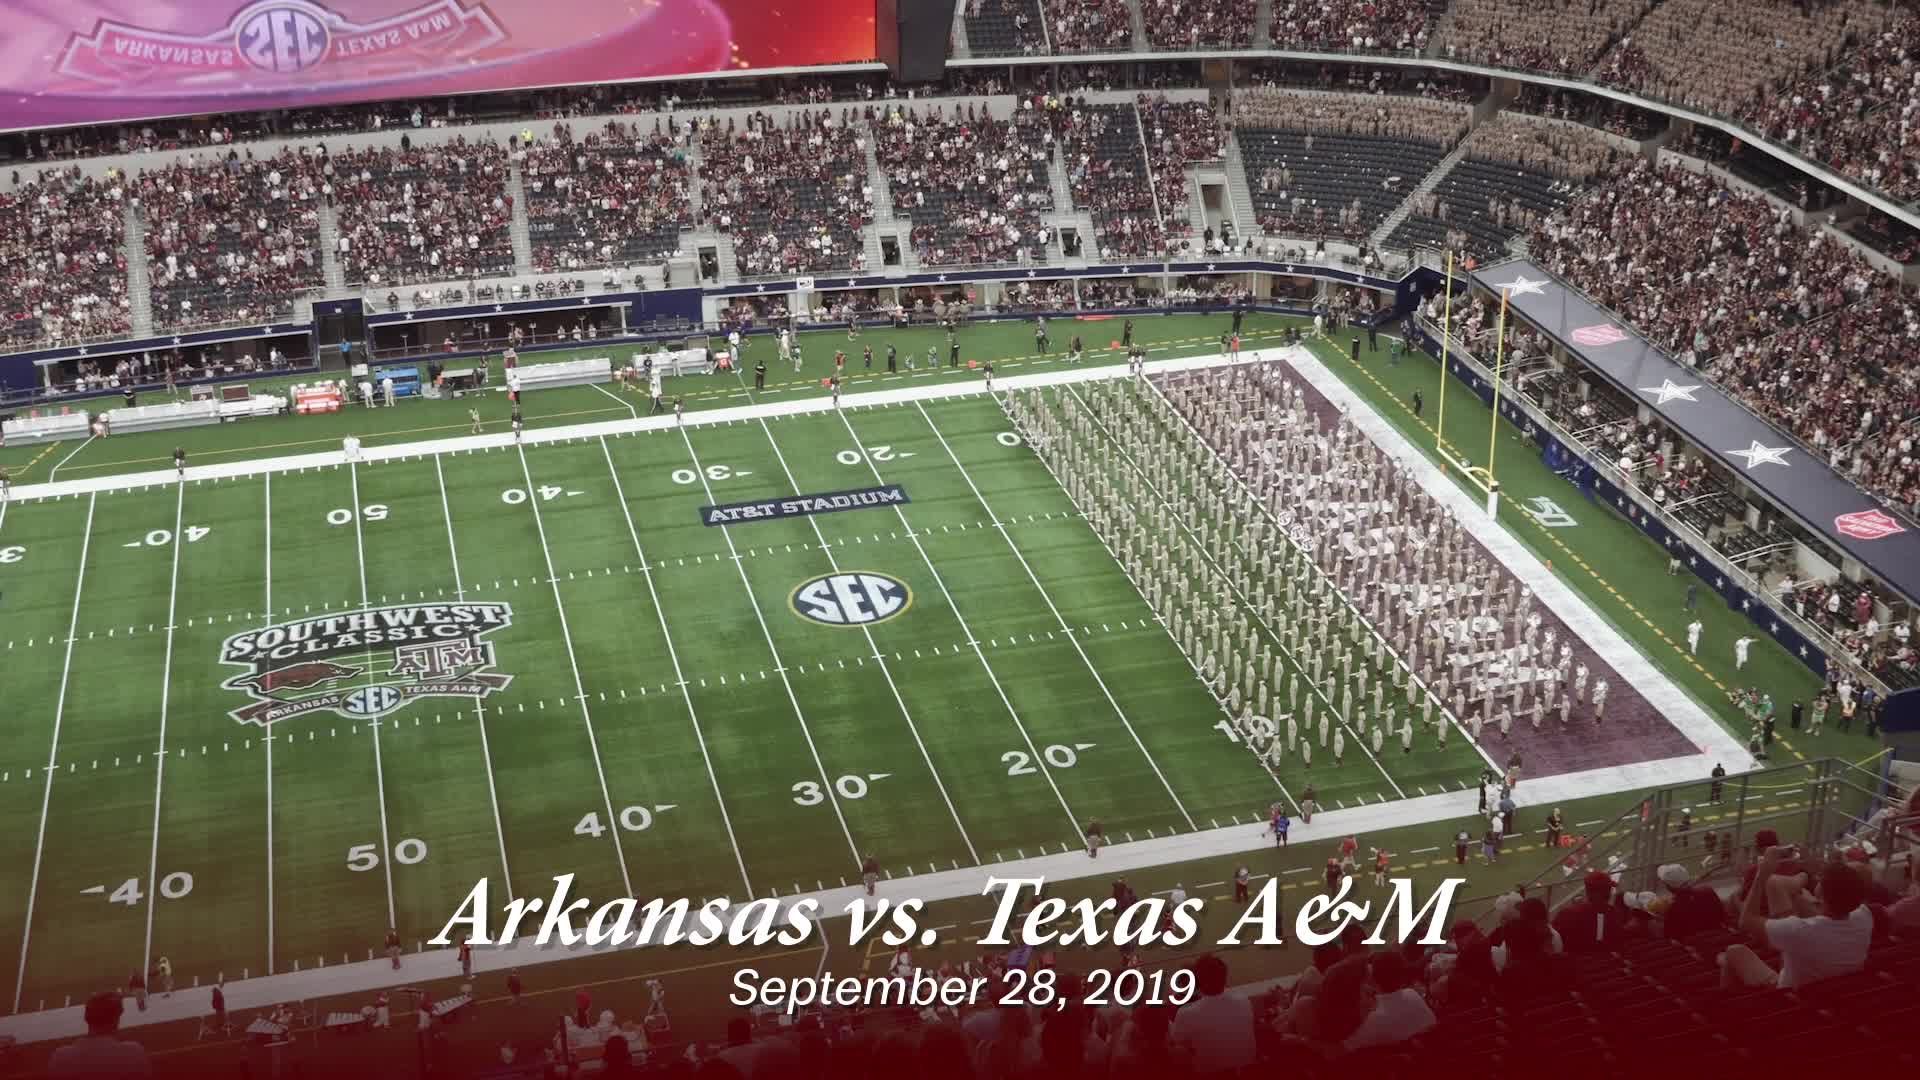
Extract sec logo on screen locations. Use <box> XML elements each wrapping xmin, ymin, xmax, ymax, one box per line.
<box><xmin>791</xmin><ymin>572</ymin><xmax>912</xmax><ymax>627</ymax></box>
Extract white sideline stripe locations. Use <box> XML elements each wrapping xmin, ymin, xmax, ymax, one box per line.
<box><xmin>751</xmin><ymin>413</ymin><xmax>982</xmax><ymax>865</ymax></box>
<box><xmin>48</xmin><ymin>435</ymin><xmax>94</xmax><ymax>482</ymax></box>
<box><xmin>598</xmin><ymin>434</ymin><xmax>754</xmax><ymax>899</ymax></box>
<box><xmin>435</xmin><ymin>454</ymin><xmax>516</xmax><ymax>901</ymax></box>
<box><xmin>917</xmin><ymin>400</ymin><xmax>1198</xmax><ymax>833</ymax></box>
<box><xmin>673</xmin><ymin>424</ymin><xmax>863</xmax><ymax>867</ymax></box>
<box><xmin>348</xmin><ymin>463</ymin><xmax>400</xmax><ymax>929</ymax></box>
<box><xmin>512</xmin><ymin>443</ymin><xmax>634</xmax><ymax>899</ymax></box>
<box><xmin>1276</xmin><ymin>346</ymin><xmax>1751</xmax><ymax>769</ymax></box>
<box><xmin>834</xmin><ymin>406</ymin><xmax>1083</xmax><ymax>843</ymax></box>
<box><xmin>10</xmin><ymin>494</ymin><xmax>94</xmax><ymax>1013</ymax></box>
<box><xmin>2</xmin><ymin>353</ymin><xmax>1246</xmax><ymax>504</ymax></box>
<box><xmin>590</xmin><ymin>382</ymin><xmax>638</xmax><ymax>420</ymax></box>
<box><xmin>139</xmin><ymin>482</ymin><xmax>187</xmax><ymax>980</ymax></box>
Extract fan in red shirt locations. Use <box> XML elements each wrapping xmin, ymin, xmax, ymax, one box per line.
<box><xmin>1551</xmin><ymin>870</ymin><xmax>1639</xmax><ymax>953</ymax></box>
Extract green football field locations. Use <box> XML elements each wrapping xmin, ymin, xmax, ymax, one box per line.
<box><xmin>0</xmin><ymin>380</ymin><xmax>1500</xmax><ymax>1013</ymax></box>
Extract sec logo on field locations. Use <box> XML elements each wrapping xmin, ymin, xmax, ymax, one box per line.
<box><xmin>791</xmin><ymin>572</ymin><xmax>912</xmax><ymax>627</ymax></box>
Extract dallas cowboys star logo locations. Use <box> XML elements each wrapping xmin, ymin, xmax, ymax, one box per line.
<box><xmin>1638</xmin><ymin>379</ymin><xmax>1701</xmax><ymax>406</ymax></box>
<box><xmin>1726</xmin><ymin>441</ymin><xmax>1793</xmax><ymax>469</ymax></box>
<box><xmin>1492</xmin><ymin>274</ymin><xmax>1547</xmax><ymax>296</ymax></box>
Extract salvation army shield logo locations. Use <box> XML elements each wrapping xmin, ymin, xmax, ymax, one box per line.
<box><xmin>1834</xmin><ymin>509</ymin><xmax>1907</xmax><ymax>541</ymax></box>
<box><xmin>220</xmin><ymin>602</ymin><xmax>515</xmax><ymax>726</ymax></box>
<box><xmin>1570</xmin><ymin>323</ymin><xmax>1628</xmax><ymax>347</ymax></box>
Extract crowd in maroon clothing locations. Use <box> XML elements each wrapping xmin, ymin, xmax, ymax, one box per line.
<box><xmin>0</xmin><ymin>168</ymin><xmax>130</xmax><ymax>346</ymax></box>
<box><xmin>331</xmin><ymin>138</ymin><xmax>514</xmax><ymax>286</ymax></box>
<box><xmin>1060</xmin><ymin>102</ymin><xmax>1174</xmax><ymax>259</ymax></box>
<box><xmin>521</xmin><ymin>120</ymin><xmax>694</xmax><ymax>272</ymax></box>
<box><xmin>1737</xmin><ymin>14</ymin><xmax>1920</xmax><ymax>203</ymax></box>
<box><xmin>1138</xmin><ymin>96</ymin><xmax>1226</xmax><ymax>240</ymax></box>
<box><xmin>135</xmin><ymin>151</ymin><xmax>327</xmax><ymax>331</ymax></box>
<box><xmin>1044</xmin><ymin>0</ymin><xmax>1133</xmax><ymax>52</ymax></box>
<box><xmin>698</xmin><ymin>110</ymin><xmax>873</xmax><ymax>277</ymax></box>
<box><xmin>1140</xmin><ymin>0</ymin><xmax>1258</xmax><ymax>48</ymax></box>
<box><xmin>1267</xmin><ymin>0</ymin><xmax>1432</xmax><ymax>52</ymax></box>
<box><xmin>873</xmin><ymin>103</ymin><xmax>1054</xmax><ymax>267</ymax></box>
<box><xmin>1530</xmin><ymin>158</ymin><xmax>1919</xmax><ymax>515</ymax></box>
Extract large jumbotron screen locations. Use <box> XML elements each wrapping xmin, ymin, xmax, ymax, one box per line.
<box><xmin>0</xmin><ymin>0</ymin><xmax>879</xmax><ymax>131</ymax></box>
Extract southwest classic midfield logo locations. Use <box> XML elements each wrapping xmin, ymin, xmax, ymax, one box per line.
<box><xmin>57</xmin><ymin>1</ymin><xmax>507</xmax><ymax>87</ymax></box>
<box><xmin>220</xmin><ymin>603</ymin><xmax>514</xmax><ymax>727</ymax></box>
<box><xmin>1834</xmin><ymin>508</ymin><xmax>1908</xmax><ymax>541</ymax></box>
<box><xmin>790</xmin><ymin>573</ymin><xmax>912</xmax><ymax>627</ymax></box>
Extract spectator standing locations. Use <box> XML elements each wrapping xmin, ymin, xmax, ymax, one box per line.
<box><xmin>1169</xmin><ymin>954</ymin><xmax>1255</xmax><ymax>1075</ymax></box>
<box><xmin>48</xmin><ymin>992</ymin><xmax>152</xmax><ymax>1078</ymax></box>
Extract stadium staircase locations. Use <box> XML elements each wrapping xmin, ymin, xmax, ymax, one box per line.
<box><xmin>1186</xmin><ymin>167</ymin><xmax>1212</xmax><ymax>237</ymax></box>
<box><xmin>123</xmin><ymin>201</ymin><xmax>153</xmax><ymax>338</ymax></box>
<box><xmin>316</xmin><ymin>201</ymin><xmax>345</xmax><ymax>293</ymax></box>
<box><xmin>1251</xmin><ymin>0</ymin><xmax>1275</xmax><ymax>44</ymax></box>
<box><xmin>1048</xmin><ymin>145</ymin><xmax>1076</xmax><ymax>212</ymax></box>
<box><xmin>1223</xmin><ymin>133</ymin><xmax>1259</xmax><ymax>238</ymax></box>
<box><xmin>712</xmin><ymin>232</ymin><xmax>740</xmax><ymax>280</ymax></box>
<box><xmin>1132</xmin><ymin>107</ymin><xmax>1168</xmax><ymax>233</ymax></box>
<box><xmin>1370</xmin><ymin>139</ymin><xmax>1472</xmax><ymax>248</ymax></box>
<box><xmin>950</xmin><ymin>0</ymin><xmax>972</xmax><ymax>58</ymax></box>
<box><xmin>506</xmin><ymin>160</ymin><xmax>534</xmax><ymax>276</ymax></box>
<box><xmin>683</xmin><ymin>135</ymin><xmax>706</xmax><ymax>221</ymax></box>
<box><xmin>1127</xmin><ymin>0</ymin><xmax>1149</xmax><ymax>52</ymax></box>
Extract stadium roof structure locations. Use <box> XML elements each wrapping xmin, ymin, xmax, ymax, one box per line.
<box><xmin>1471</xmin><ymin>258</ymin><xmax>1920</xmax><ymax>607</ymax></box>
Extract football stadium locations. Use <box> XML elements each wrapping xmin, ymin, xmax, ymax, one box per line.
<box><xmin>1</xmin><ymin>1</ymin><xmax>1918</xmax><ymax>1076</ymax></box>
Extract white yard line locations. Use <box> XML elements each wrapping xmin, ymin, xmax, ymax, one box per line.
<box><xmin>434</xmin><ymin>454</ymin><xmax>516</xmax><ymax>901</ymax></box>
<box><xmin>140</xmin><ymin>482</ymin><xmax>186</xmax><ymax>981</ymax></box>
<box><xmin>1064</xmin><ymin>382</ymin><xmax>1406</xmax><ymax>800</ymax></box>
<box><xmin>915</xmin><ymin>400</ymin><xmax>1198</xmax><ymax>833</ymax></box>
<box><xmin>832</xmin><ymin>407</ymin><xmax>1083</xmax><ymax>840</ymax></box>
<box><xmin>598</xmin><ymin>435</ymin><xmax>754</xmax><ymax>899</ymax></box>
<box><xmin>511</xmin><ymin>443</ymin><xmax>635</xmax><ymax>899</ymax></box>
<box><xmin>47</xmin><ymin>436</ymin><xmax>94</xmax><ymax>482</ymax></box>
<box><xmin>751</xmin><ymin>415</ymin><xmax>981</xmax><ymax>865</ymax></box>
<box><xmin>674</xmin><ymin>423</ymin><xmax>863</xmax><ymax>874</ymax></box>
<box><xmin>264</xmin><ymin>473</ymin><xmax>275</xmax><ymax>974</ymax></box>
<box><xmin>590</xmin><ymin>382</ymin><xmax>639</xmax><ymax>419</ymax></box>
<box><xmin>348</xmin><ymin>462</ymin><xmax>401</xmax><ymax>928</ymax></box>
<box><xmin>11</xmin><ymin>493</ymin><xmax>94</xmax><ymax>1013</ymax></box>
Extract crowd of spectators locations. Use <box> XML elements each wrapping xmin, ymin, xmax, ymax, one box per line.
<box><xmin>330</xmin><ymin>138</ymin><xmax>514</xmax><ymax>286</ymax></box>
<box><xmin>1462</xmin><ymin>113</ymin><xmax>1618</xmax><ymax>182</ymax></box>
<box><xmin>521</xmin><ymin>120</ymin><xmax>694</xmax><ymax>272</ymax></box>
<box><xmin>0</xmin><ymin>168</ymin><xmax>129</xmax><ymax>347</ymax></box>
<box><xmin>1138</xmin><ymin>96</ymin><xmax>1227</xmax><ymax>238</ymax></box>
<box><xmin>1043</xmin><ymin>0</ymin><xmax>1134</xmax><ymax>52</ymax></box>
<box><xmin>1233</xmin><ymin>88</ymin><xmax>1473</xmax><ymax>143</ymax></box>
<box><xmin>134</xmin><ymin>150</ymin><xmax>327</xmax><ymax>331</ymax></box>
<box><xmin>962</xmin><ymin>0</ymin><xmax>1047</xmax><ymax>56</ymax></box>
<box><xmin>873</xmin><ymin>103</ymin><xmax>1056</xmax><ymax>266</ymax></box>
<box><xmin>1267</xmin><ymin>0</ymin><xmax>1433</xmax><ymax>53</ymax></box>
<box><xmin>1141</xmin><ymin>0</ymin><xmax>1258</xmax><ymax>49</ymax></box>
<box><xmin>1060</xmin><ymin>101</ymin><xmax>1174</xmax><ymax>259</ymax></box>
<box><xmin>1594</xmin><ymin>0</ymin><xmax>1885</xmax><ymax>119</ymax></box>
<box><xmin>1737</xmin><ymin>12</ymin><xmax>1920</xmax><ymax>203</ymax></box>
<box><xmin>1238</xmin><ymin>60</ymin><xmax>1482</xmax><ymax>102</ymax></box>
<box><xmin>1436</xmin><ymin>0</ymin><xmax>1650</xmax><ymax>75</ymax></box>
<box><xmin>698</xmin><ymin>110</ymin><xmax>873</xmax><ymax>277</ymax></box>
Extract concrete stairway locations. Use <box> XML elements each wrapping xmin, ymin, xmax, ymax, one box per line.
<box><xmin>1369</xmin><ymin>140</ymin><xmax>1472</xmax><ymax>248</ymax></box>
<box><xmin>683</xmin><ymin>133</ymin><xmax>706</xmax><ymax>220</ymax></box>
<box><xmin>1251</xmin><ymin>0</ymin><xmax>1275</xmax><ymax>44</ymax></box>
<box><xmin>863</xmin><ymin>224</ymin><xmax>887</xmax><ymax>273</ymax></box>
<box><xmin>507</xmin><ymin>160</ymin><xmax>534</xmax><ymax>275</ymax></box>
<box><xmin>1186</xmin><ymin>169</ymin><xmax>1210</xmax><ymax>236</ymax></box>
<box><xmin>123</xmin><ymin>201</ymin><xmax>153</xmax><ymax>337</ymax></box>
<box><xmin>317</xmin><ymin>200</ymin><xmax>346</xmax><ymax>292</ymax></box>
<box><xmin>950</xmin><ymin>0</ymin><xmax>972</xmax><ymax>57</ymax></box>
<box><xmin>1133</xmin><ymin>107</ymin><xmax>1167</xmax><ymax>232</ymax></box>
<box><xmin>1223</xmin><ymin>134</ymin><xmax>1258</xmax><ymax>237</ymax></box>
<box><xmin>1127</xmin><ymin>0</ymin><xmax>1149</xmax><ymax>51</ymax></box>
<box><xmin>864</xmin><ymin>135</ymin><xmax>896</xmax><ymax>220</ymax></box>
<box><xmin>1048</xmin><ymin>146</ymin><xmax>1076</xmax><ymax>212</ymax></box>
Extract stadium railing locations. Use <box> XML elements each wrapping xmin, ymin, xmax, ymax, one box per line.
<box><xmin>1413</xmin><ymin>313</ymin><xmax>1890</xmax><ymax>697</ymax></box>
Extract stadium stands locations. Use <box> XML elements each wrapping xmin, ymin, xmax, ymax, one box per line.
<box><xmin>1138</xmin><ymin>95</ymin><xmax>1227</xmax><ymax>242</ymax></box>
<box><xmin>1436</xmin><ymin>0</ymin><xmax>1650</xmax><ymax>75</ymax></box>
<box><xmin>331</xmin><ymin>138</ymin><xmax>515</xmax><ymax>286</ymax></box>
<box><xmin>1388</xmin><ymin>113</ymin><xmax>1616</xmax><ymax>257</ymax></box>
<box><xmin>521</xmin><ymin>121</ymin><xmax>694</xmax><ymax>272</ymax></box>
<box><xmin>872</xmin><ymin>103</ymin><xmax>1055</xmax><ymax>267</ymax></box>
<box><xmin>697</xmin><ymin>112</ymin><xmax>873</xmax><ymax>277</ymax></box>
<box><xmin>0</xmin><ymin>169</ymin><xmax>130</xmax><ymax>347</ymax></box>
<box><xmin>1043</xmin><ymin>0</ymin><xmax>1134</xmax><ymax>53</ymax></box>
<box><xmin>1060</xmin><ymin>101</ymin><xmax>1171</xmax><ymax>258</ymax></box>
<box><xmin>135</xmin><ymin>150</ymin><xmax>327</xmax><ymax>331</ymax></box>
<box><xmin>1593</xmin><ymin>0</ymin><xmax>1887</xmax><ymax>118</ymax></box>
<box><xmin>962</xmin><ymin>0</ymin><xmax>1046</xmax><ymax>55</ymax></box>
<box><xmin>1141</xmin><ymin>0</ymin><xmax>1258</xmax><ymax>49</ymax></box>
<box><xmin>1267</xmin><ymin>0</ymin><xmax>1436</xmax><ymax>52</ymax></box>
<box><xmin>1236</xmin><ymin>91</ymin><xmax>1467</xmax><ymax>242</ymax></box>
<box><xmin>1737</xmin><ymin>12</ymin><xmax>1920</xmax><ymax>202</ymax></box>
